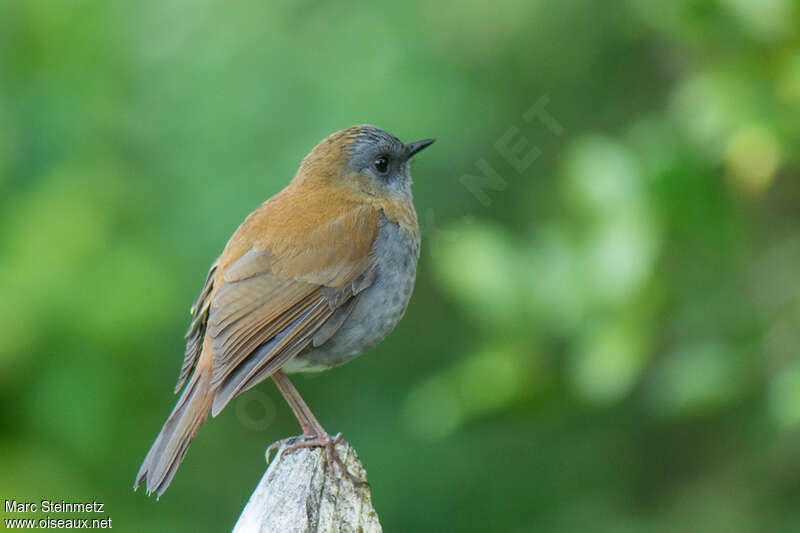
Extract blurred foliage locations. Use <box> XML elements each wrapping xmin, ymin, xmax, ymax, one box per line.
<box><xmin>2</xmin><ymin>0</ymin><xmax>800</xmax><ymax>531</ymax></box>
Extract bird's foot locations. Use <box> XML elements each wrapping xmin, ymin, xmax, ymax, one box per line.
<box><xmin>265</xmin><ymin>432</ymin><xmax>368</xmax><ymax>486</ymax></box>
<box><xmin>265</xmin><ymin>436</ymin><xmax>296</xmax><ymax>463</ymax></box>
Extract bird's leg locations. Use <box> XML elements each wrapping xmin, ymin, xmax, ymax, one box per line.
<box><xmin>271</xmin><ymin>369</ymin><xmax>318</xmax><ymax>435</ymax></box>
<box><xmin>267</xmin><ymin>370</ymin><xmax>368</xmax><ymax>485</ymax></box>
<box><xmin>265</xmin><ymin>370</ymin><xmax>316</xmax><ymax>461</ymax></box>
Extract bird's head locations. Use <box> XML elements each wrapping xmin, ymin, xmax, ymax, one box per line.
<box><xmin>295</xmin><ymin>125</ymin><xmax>435</xmax><ymax>200</ymax></box>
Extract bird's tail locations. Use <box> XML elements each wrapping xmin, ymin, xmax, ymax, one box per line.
<box><xmin>135</xmin><ymin>369</ymin><xmax>213</xmax><ymax>498</ymax></box>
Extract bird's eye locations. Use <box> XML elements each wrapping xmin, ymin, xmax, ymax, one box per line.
<box><xmin>373</xmin><ymin>155</ymin><xmax>389</xmax><ymax>174</ymax></box>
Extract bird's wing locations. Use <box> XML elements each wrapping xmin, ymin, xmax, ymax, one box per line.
<box><xmin>176</xmin><ymin>258</ymin><xmax>219</xmax><ymax>393</ymax></box>
<box><xmin>204</xmin><ymin>196</ymin><xmax>382</xmax><ymax>416</ymax></box>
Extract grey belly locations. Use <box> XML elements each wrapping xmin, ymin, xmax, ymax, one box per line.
<box><xmin>282</xmin><ymin>221</ymin><xmax>419</xmax><ymax>373</ymax></box>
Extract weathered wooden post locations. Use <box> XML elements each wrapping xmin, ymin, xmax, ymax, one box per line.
<box><xmin>233</xmin><ymin>437</ymin><xmax>382</xmax><ymax>533</ymax></box>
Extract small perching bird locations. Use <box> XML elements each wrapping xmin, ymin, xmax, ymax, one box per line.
<box><xmin>135</xmin><ymin>125</ymin><xmax>434</xmax><ymax>497</ymax></box>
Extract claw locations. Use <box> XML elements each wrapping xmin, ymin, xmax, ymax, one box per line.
<box><xmin>265</xmin><ymin>436</ymin><xmax>297</xmax><ymax>463</ymax></box>
<box><xmin>265</xmin><ymin>433</ymin><xmax>369</xmax><ymax>486</ymax></box>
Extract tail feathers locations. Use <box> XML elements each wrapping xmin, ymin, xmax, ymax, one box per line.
<box><xmin>135</xmin><ymin>370</ymin><xmax>213</xmax><ymax>498</ymax></box>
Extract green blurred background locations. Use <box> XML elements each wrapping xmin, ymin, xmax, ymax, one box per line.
<box><xmin>2</xmin><ymin>0</ymin><xmax>800</xmax><ymax>531</ymax></box>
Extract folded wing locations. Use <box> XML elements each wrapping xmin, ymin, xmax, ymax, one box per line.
<box><xmin>202</xmin><ymin>194</ymin><xmax>382</xmax><ymax>416</ymax></box>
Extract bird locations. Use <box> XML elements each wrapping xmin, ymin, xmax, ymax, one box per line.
<box><xmin>134</xmin><ymin>124</ymin><xmax>434</xmax><ymax>497</ymax></box>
